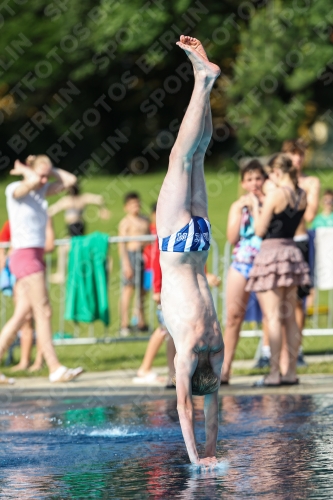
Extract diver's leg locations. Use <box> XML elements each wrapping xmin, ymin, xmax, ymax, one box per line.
<box><xmin>156</xmin><ymin>38</ymin><xmax>220</xmax><ymax>237</ymax></box>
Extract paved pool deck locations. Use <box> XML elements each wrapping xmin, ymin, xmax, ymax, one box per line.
<box><xmin>1</xmin><ymin>355</ymin><xmax>333</xmax><ymax>407</ymax></box>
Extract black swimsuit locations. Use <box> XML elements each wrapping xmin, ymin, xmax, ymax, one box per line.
<box><xmin>265</xmin><ymin>187</ymin><xmax>305</xmax><ymax>240</ymax></box>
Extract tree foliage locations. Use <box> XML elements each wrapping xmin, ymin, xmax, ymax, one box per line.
<box><xmin>0</xmin><ymin>0</ymin><xmax>332</xmax><ymax>173</ymax></box>
<box><xmin>226</xmin><ymin>0</ymin><xmax>333</xmax><ymax>155</ymax></box>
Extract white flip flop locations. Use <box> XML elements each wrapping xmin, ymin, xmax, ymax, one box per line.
<box><xmin>132</xmin><ymin>372</ymin><xmax>157</xmax><ymax>384</ymax></box>
<box><xmin>49</xmin><ymin>366</ymin><xmax>84</xmax><ymax>383</ymax></box>
<box><xmin>0</xmin><ymin>374</ymin><xmax>15</xmax><ymax>385</ymax></box>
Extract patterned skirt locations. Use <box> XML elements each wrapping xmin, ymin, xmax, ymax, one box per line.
<box><xmin>245</xmin><ymin>238</ymin><xmax>311</xmax><ymax>293</ymax></box>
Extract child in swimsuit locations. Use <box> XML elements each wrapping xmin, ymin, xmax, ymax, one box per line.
<box><xmin>221</xmin><ymin>160</ymin><xmax>266</xmax><ymax>384</ymax></box>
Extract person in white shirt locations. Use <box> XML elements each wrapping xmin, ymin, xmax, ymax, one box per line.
<box><xmin>0</xmin><ymin>155</ymin><xmax>83</xmax><ymax>384</ymax></box>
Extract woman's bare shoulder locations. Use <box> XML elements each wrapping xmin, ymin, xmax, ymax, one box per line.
<box><xmin>263</xmin><ymin>179</ymin><xmax>276</xmax><ymax>194</ymax></box>
<box><xmin>265</xmin><ymin>186</ymin><xmax>285</xmax><ymax>203</ymax></box>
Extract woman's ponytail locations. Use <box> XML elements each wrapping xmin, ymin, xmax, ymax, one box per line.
<box><xmin>289</xmin><ymin>165</ymin><xmax>299</xmax><ymax>189</ymax></box>
<box><xmin>268</xmin><ymin>153</ymin><xmax>298</xmax><ymax>189</ymax></box>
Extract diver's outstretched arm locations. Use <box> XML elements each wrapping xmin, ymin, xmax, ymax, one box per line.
<box><xmin>176</xmin><ymin>351</ymin><xmax>220</xmax><ymax>466</ymax></box>
<box><xmin>175</xmin><ymin>351</ymin><xmax>199</xmax><ymax>464</ymax></box>
<box><xmin>204</xmin><ymin>349</ymin><xmax>224</xmax><ymax>457</ymax></box>
<box><xmin>204</xmin><ymin>391</ymin><xmax>219</xmax><ymax>458</ymax></box>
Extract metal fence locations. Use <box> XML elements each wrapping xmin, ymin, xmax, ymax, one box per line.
<box><xmin>0</xmin><ymin>235</ymin><xmax>220</xmax><ymax>346</ymax></box>
<box><xmin>2</xmin><ymin>236</ymin><xmax>332</xmax><ymax>351</ymax></box>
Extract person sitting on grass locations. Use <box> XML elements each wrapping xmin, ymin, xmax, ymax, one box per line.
<box><xmin>156</xmin><ymin>36</ymin><xmax>223</xmax><ymax>466</ymax></box>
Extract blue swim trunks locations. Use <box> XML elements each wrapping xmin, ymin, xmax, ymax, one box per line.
<box><xmin>158</xmin><ymin>216</ymin><xmax>211</xmax><ymax>252</ymax></box>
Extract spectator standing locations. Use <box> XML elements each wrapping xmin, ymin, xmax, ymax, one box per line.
<box><xmin>247</xmin><ymin>153</ymin><xmax>311</xmax><ymax>386</ymax></box>
<box><xmin>133</xmin><ymin>236</ymin><xmax>176</xmax><ymax>387</ymax></box>
<box><xmin>0</xmin><ymin>218</ymin><xmax>54</xmax><ymax>372</ymax></box>
<box><xmin>142</xmin><ymin>203</ymin><xmax>158</xmax><ymax>292</ymax></box>
<box><xmin>252</xmin><ymin>166</ymin><xmax>282</xmax><ymax>368</ymax></box>
<box><xmin>48</xmin><ymin>182</ymin><xmax>110</xmax><ymax>237</ymax></box>
<box><xmin>0</xmin><ymin>221</ymin><xmax>11</xmax><ymax>272</ymax></box>
<box><xmin>48</xmin><ymin>183</ymin><xmax>110</xmax><ymax>284</ymax></box>
<box><xmin>282</xmin><ymin>139</ymin><xmax>320</xmax><ymax>365</ymax></box>
<box><xmin>0</xmin><ymin>156</ymin><xmax>83</xmax><ymax>384</ymax></box>
<box><xmin>311</xmin><ymin>189</ymin><xmax>333</xmax><ymax>229</ymax></box>
<box><xmin>118</xmin><ymin>192</ymin><xmax>150</xmax><ymax>336</ymax></box>
<box><xmin>307</xmin><ymin>189</ymin><xmax>333</xmax><ymax>307</ymax></box>
<box><xmin>221</xmin><ymin>160</ymin><xmax>266</xmax><ymax>384</ymax></box>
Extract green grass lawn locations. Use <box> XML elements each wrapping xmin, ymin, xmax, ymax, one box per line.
<box><xmin>1</xmin><ymin>168</ymin><xmax>333</xmax><ymax>376</ymax></box>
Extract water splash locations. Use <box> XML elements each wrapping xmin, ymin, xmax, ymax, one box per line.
<box><xmin>88</xmin><ymin>427</ymin><xmax>140</xmax><ymax>438</ymax></box>
<box><xmin>189</xmin><ymin>460</ymin><xmax>229</xmax><ymax>476</ymax></box>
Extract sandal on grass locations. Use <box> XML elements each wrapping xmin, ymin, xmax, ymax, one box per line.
<box><xmin>49</xmin><ymin>366</ymin><xmax>83</xmax><ymax>383</ymax></box>
<box><xmin>0</xmin><ymin>374</ymin><xmax>15</xmax><ymax>385</ymax></box>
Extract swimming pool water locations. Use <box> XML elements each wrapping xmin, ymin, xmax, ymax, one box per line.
<box><xmin>1</xmin><ymin>394</ymin><xmax>333</xmax><ymax>499</ymax></box>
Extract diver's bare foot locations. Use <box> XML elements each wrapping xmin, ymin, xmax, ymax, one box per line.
<box><xmin>10</xmin><ymin>362</ymin><xmax>29</xmax><ymax>372</ymax></box>
<box><xmin>180</xmin><ymin>35</ymin><xmax>208</xmax><ymax>60</ymax></box>
<box><xmin>176</xmin><ymin>37</ymin><xmax>220</xmax><ymax>80</ymax></box>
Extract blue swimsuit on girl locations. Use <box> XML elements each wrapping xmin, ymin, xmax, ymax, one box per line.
<box><xmin>231</xmin><ymin>207</ymin><xmax>261</xmax><ymax>279</ymax></box>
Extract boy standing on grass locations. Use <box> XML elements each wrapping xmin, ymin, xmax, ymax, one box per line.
<box><xmin>118</xmin><ymin>192</ymin><xmax>150</xmax><ymax>337</ymax></box>
<box><xmin>311</xmin><ymin>189</ymin><xmax>333</xmax><ymax>229</ymax></box>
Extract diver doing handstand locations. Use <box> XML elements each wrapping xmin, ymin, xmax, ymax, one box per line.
<box><xmin>156</xmin><ymin>36</ymin><xmax>224</xmax><ymax>466</ymax></box>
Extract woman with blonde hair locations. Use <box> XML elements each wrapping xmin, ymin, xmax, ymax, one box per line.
<box><xmin>247</xmin><ymin>153</ymin><xmax>311</xmax><ymax>386</ymax></box>
<box><xmin>0</xmin><ymin>155</ymin><xmax>83</xmax><ymax>384</ymax></box>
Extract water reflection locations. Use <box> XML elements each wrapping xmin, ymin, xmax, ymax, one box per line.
<box><xmin>0</xmin><ymin>394</ymin><xmax>332</xmax><ymax>499</ymax></box>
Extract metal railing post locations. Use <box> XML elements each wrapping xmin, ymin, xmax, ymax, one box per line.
<box><xmin>210</xmin><ymin>238</ymin><xmax>219</xmax><ymax>311</ymax></box>
<box><xmin>222</xmin><ymin>241</ymin><xmax>231</xmax><ymax>327</ymax></box>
